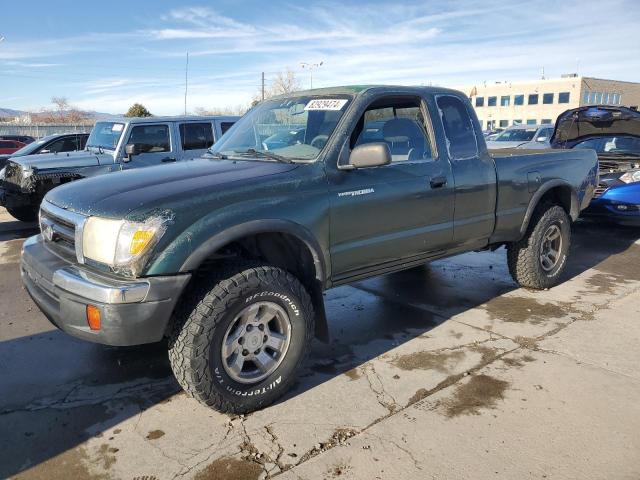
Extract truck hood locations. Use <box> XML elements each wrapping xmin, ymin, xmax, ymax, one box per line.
<box><xmin>9</xmin><ymin>150</ymin><xmax>106</xmax><ymax>170</ymax></box>
<box><xmin>45</xmin><ymin>158</ymin><xmax>298</xmax><ymax>218</ymax></box>
<box><xmin>551</xmin><ymin>106</ymin><xmax>640</xmax><ymax>147</ymax></box>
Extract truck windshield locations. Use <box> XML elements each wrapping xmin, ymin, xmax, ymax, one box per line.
<box><xmin>494</xmin><ymin>128</ymin><xmax>537</xmax><ymax>142</ymax></box>
<box><xmin>210</xmin><ymin>95</ymin><xmax>351</xmax><ymax>161</ymax></box>
<box><xmin>87</xmin><ymin>122</ymin><xmax>125</xmax><ymax>150</ymax></box>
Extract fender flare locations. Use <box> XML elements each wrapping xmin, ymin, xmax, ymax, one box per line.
<box><xmin>179</xmin><ymin>219</ymin><xmax>327</xmax><ymax>284</ymax></box>
<box><xmin>520</xmin><ymin>180</ymin><xmax>579</xmax><ymax>236</ymax></box>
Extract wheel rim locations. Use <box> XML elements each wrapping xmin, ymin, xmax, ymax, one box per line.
<box><xmin>539</xmin><ymin>223</ymin><xmax>563</xmax><ymax>272</ymax></box>
<box><xmin>221</xmin><ymin>301</ymin><xmax>292</xmax><ymax>384</ymax></box>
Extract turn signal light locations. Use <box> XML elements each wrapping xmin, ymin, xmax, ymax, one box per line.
<box><xmin>86</xmin><ymin>305</ymin><xmax>101</xmax><ymax>331</ymax></box>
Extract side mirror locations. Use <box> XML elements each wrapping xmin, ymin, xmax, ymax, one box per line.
<box><xmin>124</xmin><ymin>143</ymin><xmax>140</xmax><ymax>162</ymax></box>
<box><xmin>347</xmin><ymin>143</ymin><xmax>391</xmax><ymax>169</ymax></box>
<box><xmin>536</xmin><ymin>136</ymin><xmax>548</xmax><ymax>143</ymax></box>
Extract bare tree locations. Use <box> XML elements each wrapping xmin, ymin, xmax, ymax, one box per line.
<box><xmin>51</xmin><ymin>96</ymin><xmax>70</xmax><ymax>121</ymax></box>
<box><xmin>194</xmin><ymin>105</ymin><xmax>249</xmax><ymax>116</ymax></box>
<box><xmin>253</xmin><ymin>68</ymin><xmax>302</xmax><ymax>104</ymax></box>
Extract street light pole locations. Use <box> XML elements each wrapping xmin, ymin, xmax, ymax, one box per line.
<box><xmin>300</xmin><ymin>61</ymin><xmax>323</xmax><ymax>89</ymax></box>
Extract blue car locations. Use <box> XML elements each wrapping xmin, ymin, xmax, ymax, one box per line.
<box><xmin>552</xmin><ymin>106</ymin><xmax>640</xmax><ymax>226</ymax></box>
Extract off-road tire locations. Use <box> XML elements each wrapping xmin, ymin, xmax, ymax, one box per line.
<box><xmin>7</xmin><ymin>206</ymin><xmax>38</xmax><ymax>223</ymax></box>
<box><xmin>507</xmin><ymin>204</ymin><xmax>571</xmax><ymax>289</ymax></box>
<box><xmin>168</xmin><ymin>264</ymin><xmax>314</xmax><ymax>413</ymax></box>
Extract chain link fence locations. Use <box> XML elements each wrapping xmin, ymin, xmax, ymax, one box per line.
<box><xmin>0</xmin><ymin>123</ymin><xmax>94</xmax><ymax>139</ymax></box>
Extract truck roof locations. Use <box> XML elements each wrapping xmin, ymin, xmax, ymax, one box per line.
<box><xmin>270</xmin><ymin>85</ymin><xmax>467</xmax><ymax>98</ymax></box>
<box><xmin>100</xmin><ymin>115</ymin><xmax>240</xmax><ymax>124</ymax></box>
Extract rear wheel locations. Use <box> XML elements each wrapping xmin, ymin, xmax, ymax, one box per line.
<box><xmin>6</xmin><ymin>206</ymin><xmax>38</xmax><ymax>223</ymax></box>
<box><xmin>168</xmin><ymin>264</ymin><xmax>314</xmax><ymax>413</ymax></box>
<box><xmin>507</xmin><ymin>204</ymin><xmax>571</xmax><ymax>289</ymax></box>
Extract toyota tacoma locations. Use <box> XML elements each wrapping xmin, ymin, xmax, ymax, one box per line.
<box><xmin>21</xmin><ymin>86</ymin><xmax>598</xmax><ymax>413</ymax></box>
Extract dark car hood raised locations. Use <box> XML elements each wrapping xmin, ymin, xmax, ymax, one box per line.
<box><xmin>46</xmin><ymin>158</ymin><xmax>298</xmax><ymax>217</ymax></box>
<box><xmin>551</xmin><ymin>106</ymin><xmax>640</xmax><ymax>147</ymax></box>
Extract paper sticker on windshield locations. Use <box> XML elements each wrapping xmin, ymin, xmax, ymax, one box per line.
<box><xmin>112</xmin><ymin>124</ymin><xmax>124</xmax><ymax>132</ymax></box>
<box><xmin>304</xmin><ymin>99</ymin><xmax>348</xmax><ymax>111</ymax></box>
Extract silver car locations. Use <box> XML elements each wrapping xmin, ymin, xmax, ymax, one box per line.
<box><xmin>485</xmin><ymin>124</ymin><xmax>554</xmax><ymax>150</ymax></box>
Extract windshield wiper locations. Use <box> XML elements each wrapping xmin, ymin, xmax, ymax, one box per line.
<box><xmin>233</xmin><ymin>148</ymin><xmax>293</xmax><ymax>164</ymax></box>
<box><xmin>206</xmin><ymin>151</ymin><xmax>229</xmax><ymax>159</ymax></box>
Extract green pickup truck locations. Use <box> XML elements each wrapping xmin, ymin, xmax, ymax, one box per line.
<box><xmin>21</xmin><ymin>86</ymin><xmax>598</xmax><ymax>413</ymax></box>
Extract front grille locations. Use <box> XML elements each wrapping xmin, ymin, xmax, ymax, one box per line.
<box><xmin>3</xmin><ymin>161</ymin><xmax>22</xmax><ymax>189</ymax></box>
<box><xmin>593</xmin><ymin>183</ymin><xmax>609</xmax><ymax>198</ymax></box>
<box><xmin>39</xmin><ymin>201</ymin><xmax>86</xmax><ymax>259</ymax></box>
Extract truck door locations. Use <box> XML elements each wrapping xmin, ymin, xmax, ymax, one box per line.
<box><xmin>435</xmin><ymin>94</ymin><xmax>497</xmax><ymax>248</ymax></box>
<box><xmin>178</xmin><ymin>121</ymin><xmax>215</xmax><ymax>160</ymax></box>
<box><xmin>329</xmin><ymin>94</ymin><xmax>454</xmax><ymax>281</ymax></box>
<box><xmin>122</xmin><ymin>123</ymin><xmax>175</xmax><ymax>168</ymax></box>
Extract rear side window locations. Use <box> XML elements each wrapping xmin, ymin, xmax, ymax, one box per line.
<box><xmin>128</xmin><ymin>125</ymin><xmax>170</xmax><ymax>153</ymax></box>
<box><xmin>78</xmin><ymin>135</ymin><xmax>89</xmax><ymax>149</ymax></box>
<box><xmin>220</xmin><ymin>122</ymin><xmax>235</xmax><ymax>135</ymax></box>
<box><xmin>436</xmin><ymin>95</ymin><xmax>478</xmax><ymax>160</ymax></box>
<box><xmin>179</xmin><ymin>123</ymin><xmax>214</xmax><ymax>150</ymax></box>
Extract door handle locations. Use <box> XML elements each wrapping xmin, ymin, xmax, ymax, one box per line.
<box><xmin>161</xmin><ymin>157</ymin><xmax>177</xmax><ymax>162</ymax></box>
<box><xmin>429</xmin><ymin>176</ymin><xmax>447</xmax><ymax>188</ymax></box>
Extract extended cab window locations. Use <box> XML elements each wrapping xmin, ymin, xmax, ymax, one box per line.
<box><xmin>352</xmin><ymin>98</ymin><xmax>434</xmax><ymax>162</ymax></box>
<box><xmin>436</xmin><ymin>95</ymin><xmax>478</xmax><ymax>160</ymax></box>
<box><xmin>45</xmin><ymin>137</ymin><xmax>78</xmax><ymax>153</ymax></box>
<box><xmin>220</xmin><ymin>122</ymin><xmax>234</xmax><ymax>135</ymax></box>
<box><xmin>180</xmin><ymin>123</ymin><xmax>214</xmax><ymax>150</ymax></box>
<box><xmin>128</xmin><ymin>125</ymin><xmax>170</xmax><ymax>153</ymax></box>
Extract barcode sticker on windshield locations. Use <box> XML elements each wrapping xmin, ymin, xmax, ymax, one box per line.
<box><xmin>112</xmin><ymin>124</ymin><xmax>123</xmax><ymax>132</ymax></box>
<box><xmin>304</xmin><ymin>99</ymin><xmax>348</xmax><ymax>111</ymax></box>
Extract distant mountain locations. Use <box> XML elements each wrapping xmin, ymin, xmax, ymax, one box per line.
<box><xmin>0</xmin><ymin>108</ymin><xmax>26</xmax><ymax>118</ymax></box>
<box><xmin>0</xmin><ymin>108</ymin><xmax>122</xmax><ymax>121</ymax></box>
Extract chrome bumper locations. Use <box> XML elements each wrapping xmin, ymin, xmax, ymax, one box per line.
<box><xmin>52</xmin><ymin>266</ymin><xmax>149</xmax><ymax>304</ymax></box>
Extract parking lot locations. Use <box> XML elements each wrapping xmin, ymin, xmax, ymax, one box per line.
<box><xmin>0</xmin><ymin>206</ymin><xmax>638</xmax><ymax>479</ymax></box>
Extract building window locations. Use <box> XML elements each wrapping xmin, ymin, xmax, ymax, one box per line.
<box><xmin>499</xmin><ymin>120</ymin><xmax>508</xmax><ymax>128</ymax></box>
<box><xmin>488</xmin><ymin>96</ymin><xmax>497</xmax><ymax>107</ymax></box>
<box><xmin>486</xmin><ymin>120</ymin><xmax>495</xmax><ymax>130</ymax></box>
<box><xmin>500</xmin><ymin>96</ymin><xmax>510</xmax><ymax>107</ymax></box>
<box><xmin>583</xmin><ymin>91</ymin><xmax>590</xmax><ymax>104</ymax></box>
<box><xmin>558</xmin><ymin>92</ymin><xmax>570</xmax><ymax>103</ymax></box>
<box><xmin>541</xmin><ymin>119</ymin><xmax>552</xmax><ymax>124</ymax></box>
<box><xmin>594</xmin><ymin>92</ymin><xmax>602</xmax><ymax>103</ymax></box>
<box><xmin>613</xmin><ymin>93</ymin><xmax>621</xmax><ymax>104</ymax></box>
<box><xmin>513</xmin><ymin>119</ymin><xmax>522</xmax><ymax>125</ymax></box>
<box><xmin>528</xmin><ymin>94</ymin><xmax>539</xmax><ymax>105</ymax></box>
<box><xmin>514</xmin><ymin>95</ymin><xmax>524</xmax><ymax>106</ymax></box>
<box><xmin>526</xmin><ymin>119</ymin><xmax>537</xmax><ymax>125</ymax></box>
<box><xmin>475</xmin><ymin>96</ymin><xmax>484</xmax><ymax>107</ymax></box>
<box><xmin>543</xmin><ymin>93</ymin><xmax>554</xmax><ymax>104</ymax></box>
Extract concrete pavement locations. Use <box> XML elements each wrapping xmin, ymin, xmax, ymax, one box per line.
<box><xmin>1</xmin><ymin>207</ymin><xmax>639</xmax><ymax>479</ymax></box>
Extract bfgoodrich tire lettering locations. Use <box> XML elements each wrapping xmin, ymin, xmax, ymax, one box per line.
<box><xmin>507</xmin><ymin>204</ymin><xmax>571</xmax><ymax>290</ymax></box>
<box><xmin>168</xmin><ymin>264</ymin><xmax>314</xmax><ymax>413</ymax></box>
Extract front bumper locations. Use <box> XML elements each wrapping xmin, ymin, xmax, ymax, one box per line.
<box><xmin>583</xmin><ymin>183</ymin><xmax>640</xmax><ymax>226</ymax></box>
<box><xmin>21</xmin><ymin>235</ymin><xmax>191</xmax><ymax>346</ymax></box>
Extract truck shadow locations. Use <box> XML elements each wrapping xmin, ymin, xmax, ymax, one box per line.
<box><xmin>0</xmin><ymin>220</ymin><xmax>638</xmax><ymax>477</ymax></box>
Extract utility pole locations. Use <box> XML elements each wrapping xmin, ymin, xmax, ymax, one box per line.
<box><xmin>300</xmin><ymin>61</ymin><xmax>323</xmax><ymax>89</ymax></box>
<box><xmin>261</xmin><ymin>72</ymin><xmax>265</xmax><ymax>101</ymax></box>
<box><xmin>184</xmin><ymin>52</ymin><xmax>189</xmax><ymax>115</ymax></box>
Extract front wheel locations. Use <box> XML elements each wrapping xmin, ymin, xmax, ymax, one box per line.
<box><xmin>168</xmin><ymin>264</ymin><xmax>314</xmax><ymax>413</ymax></box>
<box><xmin>6</xmin><ymin>206</ymin><xmax>38</xmax><ymax>222</ymax></box>
<box><xmin>507</xmin><ymin>204</ymin><xmax>571</xmax><ymax>289</ymax></box>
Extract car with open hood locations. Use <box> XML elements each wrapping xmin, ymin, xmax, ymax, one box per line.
<box><xmin>551</xmin><ymin>105</ymin><xmax>640</xmax><ymax>226</ymax></box>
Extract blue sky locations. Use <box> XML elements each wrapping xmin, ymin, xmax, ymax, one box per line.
<box><xmin>1</xmin><ymin>0</ymin><xmax>639</xmax><ymax>115</ymax></box>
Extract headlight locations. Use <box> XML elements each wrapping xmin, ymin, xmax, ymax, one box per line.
<box><xmin>620</xmin><ymin>170</ymin><xmax>640</xmax><ymax>184</ymax></box>
<box><xmin>82</xmin><ymin>216</ymin><xmax>167</xmax><ymax>274</ymax></box>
